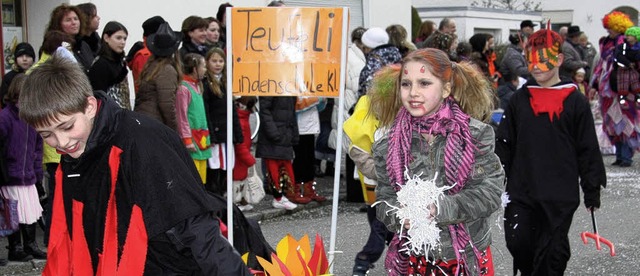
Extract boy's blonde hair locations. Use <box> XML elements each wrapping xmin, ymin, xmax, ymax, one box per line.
<box><xmin>19</xmin><ymin>53</ymin><xmax>93</xmax><ymax>128</ymax></box>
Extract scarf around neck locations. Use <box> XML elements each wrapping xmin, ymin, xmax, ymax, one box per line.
<box><xmin>386</xmin><ymin>97</ymin><xmax>476</xmax><ymax>192</ymax></box>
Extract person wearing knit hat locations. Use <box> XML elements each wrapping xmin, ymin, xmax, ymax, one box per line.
<box><xmin>497</xmin><ymin>26</ymin><xmax>606</xmax><ymax>275</ymax></box>
<box><xmin>361</xmin><ymin>27</ymin><xmax>389</xmax><ymax>50</ymax></box>
<box><xmin>0</xmin><ymin>42</ymin><xmax>36</xmax><ymax>107</ymax></box>
<box><xmin>357</xmin><ymin>27</ymin><xmax>401</xmax><ymax>98</ymax></box>
<box><xmin>573</xmin><ymin>67</ymin><xmax>589</xmax><ymax>95</ymax></box>
<box><xmin>591</xmin><ymin>10</ymin><xmax>637</xmax><ymax>167</ymax></box>
<box><xmin>14</xmin><ymin>42</ymin><xmax>36</xmax><ymax>64</ymax></box>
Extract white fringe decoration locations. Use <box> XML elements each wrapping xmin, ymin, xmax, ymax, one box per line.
<box><xmin>501</xmin><ymin>192</ymin><xmax>510</xmax><ymax>208</ymax></box>
<box><xmin>385</xmin><ymin>168</ymin><xmax>454</xmax><ymax>256</ymax></box>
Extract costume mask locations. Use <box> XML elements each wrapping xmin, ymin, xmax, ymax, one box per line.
<box><xmin>526</xmin><ymin>22</ymin><xmax>562</xmax><ymax>72</ymax></box>
<box><xmin>526</xmin><ymin>42</ymin><xmax>560</xmax><ymax>72</ymax></box>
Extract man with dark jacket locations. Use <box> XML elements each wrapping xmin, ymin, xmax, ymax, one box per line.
<box><xmin>560</xmin><ymin>26</ymin><xmax>589</xmax><ymax>81</ymax></box>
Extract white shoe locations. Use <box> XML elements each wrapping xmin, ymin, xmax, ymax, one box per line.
<box><xmin>272</xmin><ymin>197</ymin><xmax>297</xmax><ymax>210</ymax></box>
<box><xmin>237</xmin><ymin>204</ymin><xmax>254</xmax><ymax>212</ymax></box>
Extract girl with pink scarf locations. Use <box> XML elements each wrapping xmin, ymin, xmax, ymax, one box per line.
<box><xmin>373</xmin><ymin>48</ymin><xmax>504</xmax><ymax>275</ymax></box>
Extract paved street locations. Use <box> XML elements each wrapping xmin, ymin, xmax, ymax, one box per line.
<box><xmin>1</xmin><ymin>154</ymin><xmax>638</xmax><ymax>275</ymax></box>
<box><xmin>259</xmin><ymin>154</ymin><xmax>639</xmax><ymax>275</ymax></box>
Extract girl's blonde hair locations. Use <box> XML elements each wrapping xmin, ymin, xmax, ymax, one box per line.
<box><xmin>368</xmin><ymin>64</ymin><xmax>402</xmax><ymax>127</ymax></box>
<box><xmin>373</xmin><ymin>48</ymin><xmax>495</xmax><ymax>125</ymax></box>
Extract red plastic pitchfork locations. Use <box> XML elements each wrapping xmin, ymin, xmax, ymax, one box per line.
<box><xmin>580</xmin><ymin>209</ymin><xmax>615</xmax><ymax>256</ymax></box>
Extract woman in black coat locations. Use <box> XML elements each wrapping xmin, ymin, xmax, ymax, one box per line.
<box><xmin>87</xmin><ymin>21</ymin><xmax>130</xmax><ymax>109</ymax></box>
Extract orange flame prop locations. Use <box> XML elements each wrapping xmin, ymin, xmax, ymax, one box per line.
<box><xmin>249</xmin><ymin>233</ymin><xmax>330</xmax><ymax>276</ymax></box>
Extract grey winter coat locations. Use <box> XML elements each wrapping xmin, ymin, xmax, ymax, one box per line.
<box><xmin>500</xmin><ymin>44</ymin><xmax>530</xmax><ymax>79</ymax></box>
<box><xmin>374</xmin><ymin>118</ymin><xmax>504</xmax><ymax>270</ymax></box>
<box><xmin>560</xmin><ymin>41</ymin><xmax>588</xmax><ymax>81</ymax></box>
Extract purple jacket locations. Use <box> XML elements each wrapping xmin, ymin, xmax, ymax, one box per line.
<box><xmin>0</xmin><ymin>103</ymin><xmax>43</xmax><ymax>186</ymax></box>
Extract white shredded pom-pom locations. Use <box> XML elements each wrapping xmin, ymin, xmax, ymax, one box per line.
<box><xmin>391</xmin><ymin>168</ymin><xmax>454</xmax><ymax>255</ymax></box>
<box><xmin>501</xmin><ymin>192</ymin><xmax>510</xmax><ymax>208</ymax></box>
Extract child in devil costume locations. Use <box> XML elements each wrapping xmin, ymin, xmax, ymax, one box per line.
<box><xmin>20</xmin><ymin>53</ymin><xmax>251</xmax><ymax>275</ymax></box>
<box><xmin>495</xmin><ymin>27</ymin><xmax>607</xmax><ymax>275</ymax></box>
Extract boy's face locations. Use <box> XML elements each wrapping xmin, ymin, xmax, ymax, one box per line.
<box><xmin>574</xmin><ymin>73</ymin><xmax>585</xmax><ymax>83</ymax></box>
<box><xmin>16</xmin><ymin>55</ymin><xmax>34</xmax><ymax>70</ymax></box>
<box><xmin>530</xmin><ymin>53</ymin><xmax>564</xmax><ymax>87</ymax></box>
<box><xmin>36</xmin><ymin>97</ymin><xmax>98</xmax><ymax>159</ymax></box>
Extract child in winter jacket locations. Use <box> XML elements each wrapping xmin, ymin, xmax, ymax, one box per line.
<box><xmin>0</xmin><ymin>74</ymin><xmax>47</xmax><ymax>262</ymax></box>
<box><xmin>232</xmin><ymin>97</ymin><xmax>257</xmax><ymax>211</ymax></box>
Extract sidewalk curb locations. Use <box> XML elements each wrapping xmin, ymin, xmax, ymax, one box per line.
<box><xmin>244</xmin><ymin>196</ymin><xmax>334</xmax><ymax>222</ymax></box>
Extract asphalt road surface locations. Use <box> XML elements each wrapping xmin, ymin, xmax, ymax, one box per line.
<box><xmin>1</xmin><ymin>155</ymin><xmax>638</xmax><ymax>275</ymax></box>
<box><xmin>259</xmin><ymin>154</ymin><xmax>639</xmax><ymax>276</ymax></box>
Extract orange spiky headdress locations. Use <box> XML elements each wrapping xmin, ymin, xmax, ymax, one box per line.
<box><xmin>525</xmin><ymin>20</ymin><xmax>563</xmax><ymax>72</ymax></box>
<box><xmin>602</xmin><ymin>11</ymin><xmax>633</xmax><ymax>34</ymax></box>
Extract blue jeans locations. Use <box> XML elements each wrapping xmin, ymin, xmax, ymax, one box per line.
<box><xmin>615</xmin><ymin>141</ymin><xmax>634</xmax><ymax>164</ymax></box>
<box><xmin>354</xmin><ymin>206</ymin><xmax>393</xmax><ymax>269</ymax></box>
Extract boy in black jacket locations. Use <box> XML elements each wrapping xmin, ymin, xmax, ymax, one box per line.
<box><xmin>495</xmin><ymin>28</ymin><xmax>607</xmax><ymax>275</ymax></box>
<box><xmin>20</xmin><ymin>53</ymin><xmax>251</xmax><ymax>275</ymax></box>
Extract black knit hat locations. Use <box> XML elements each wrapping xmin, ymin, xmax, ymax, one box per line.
<box><xmin>142</xmin><ymin>16</ymin><xmax>166</xmax><ymax>37</ymax></box>
<box><xmin>14</xmin><ymin>42</ymin><xmax>35</xmax><ymax>62</ymax></box>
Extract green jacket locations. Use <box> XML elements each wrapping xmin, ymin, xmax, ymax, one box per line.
<box><xmin>374</xmin><ymin>118</ymin><xmax>504</xmax><ymax>270</ymax></box>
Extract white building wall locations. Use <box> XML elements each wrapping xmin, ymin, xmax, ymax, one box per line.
<box><xmin>538</xmin><ymin>0</ymin><xmax>638</xmax><ymax>49</ymax></box>
<box><xmin>25</xmin><ymin>0</ymin><xmax>60</xmax><ymax>54</ymax></box>
<box><xmin>363</xmin><ymin>0</ymin><xmax>412</xmax><ymax>31</ymax></box>
<box><xmin>415</xmin><ymin>6</ymin><xmax>540</xmax><ymax>43</ymax></box>
<box><xmin>412</xmin><ymin>0</ymin><xmax>637</xmax><ymax>50</ymax></box>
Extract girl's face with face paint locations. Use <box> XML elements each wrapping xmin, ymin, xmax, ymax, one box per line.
<box><xmin>399</xmin><ymin>61</ymin><xmax>451</xmax><ymax>118</ymax></box>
